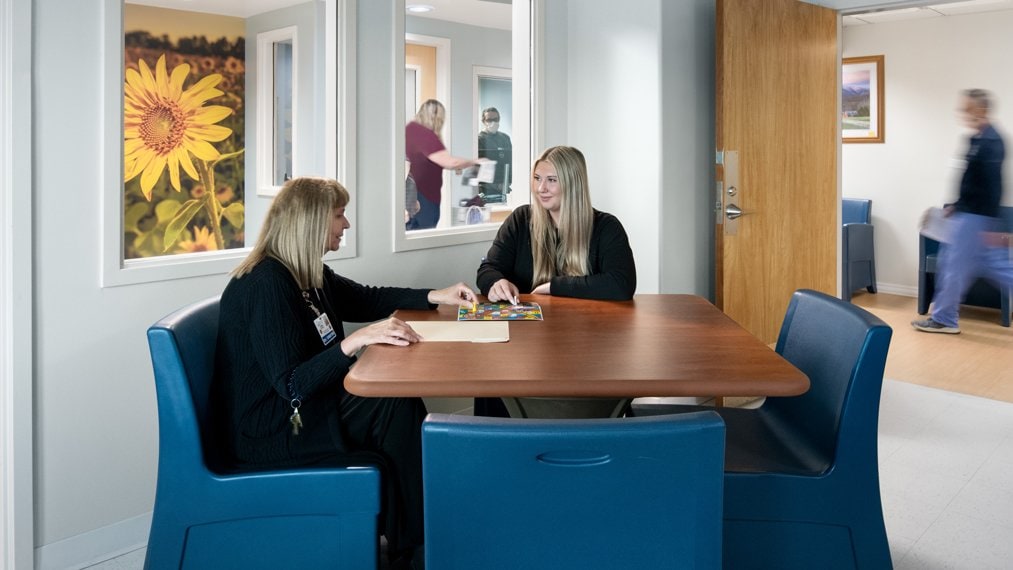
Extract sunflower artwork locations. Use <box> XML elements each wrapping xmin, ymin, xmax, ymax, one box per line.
<box><xmin>123</xmin><ymin>27</ymin><xmax>245</xmax><ymax>259</ymax></box>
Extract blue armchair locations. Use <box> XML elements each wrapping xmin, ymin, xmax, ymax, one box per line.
<box><xmin>918</xmin><ymin>206</ymin><xmax>1013</xmax><ymax>327</ymax></box>
<box><xmin>144</xmin><ymin>296</ymin><xmax>380</xmax><ymax>570</ymax></box>
<box><xmin>633</xmin><ymin>289</ymin><xmax>894</xmax><ymax>569</ymax></box>
<box><xmin>422</xmin><ymin>412</ymin><xmax>726</xmax><ymax>569</ymax></box>
<box><xmin>842</xmin><ymin>198</ymin><xmax>877</xmax><ymax>302</ymax></box>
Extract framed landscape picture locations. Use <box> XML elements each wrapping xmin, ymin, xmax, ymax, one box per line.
<box><xmin>842</xmin><ymin>55</ymin><xmax>885</xmax><ymax>143</ymax></box>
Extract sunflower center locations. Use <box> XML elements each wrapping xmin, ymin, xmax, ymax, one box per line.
<box><xmin>139</xmin><ymin>101</ymin><xmax>187</xmax><ymax>155</ymax></box>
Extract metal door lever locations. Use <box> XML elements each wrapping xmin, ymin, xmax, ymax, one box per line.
<box><xmin>725</xmin><ymin>204</ymin><xmax>745</xmax><ymax>220</ymax></box>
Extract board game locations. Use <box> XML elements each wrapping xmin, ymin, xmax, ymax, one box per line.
<box><xmin>458</xmin><ymin>302</ymin><xmax>543</xmax><ymax>321</ymax></box>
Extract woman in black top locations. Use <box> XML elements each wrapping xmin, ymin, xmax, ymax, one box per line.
<box><xmin>214</xmin><ymin>177</ymin><xmax>475</xmax><ymax>569</ymax></box>
<box><xmin>477</xmin><ymin>146</ymin><xmax>636</xmax><ymax>301</ymax></box>
<box><xmin>475</xmin><ymin>146</ymin><xmax>636</xmax><ymax>416</ymax></box>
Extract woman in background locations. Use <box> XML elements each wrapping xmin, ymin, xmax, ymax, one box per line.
<box><xmin>406</xmin><ymin>99</ymin><xmax>481</xmax><ymax>229</ymax></box>
<box><xmin>214</xmin><ymin>176</ymin><xmax>475</xmax><ymax>569</ymax></box>
<box><xmin>474</xmin><ymin>145</ymin><xmax>636</xmax><ymax>416</ymax></box>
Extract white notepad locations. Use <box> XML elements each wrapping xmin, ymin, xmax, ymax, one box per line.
<box><xmin>406</xmin><ymin>321</ymin><xmax>509</xmax><ymax>343</ymax></box>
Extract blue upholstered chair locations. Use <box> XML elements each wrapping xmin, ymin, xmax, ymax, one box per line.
<box><xmin>918</xmin><ymin>205</ymin><xmax>1013</xmax><ymax>327</ymax></box>
<box><xmin>422</xmin><ymin>412</ymin><xmax>726</xmax><ymax>570</ymax></box>
<box><xmin>843</xmin><ymin>197</ymin><xmax>877</xmax><ymax>302</ymax></box>
<box><xmin>144</xmin><ymin>296</ymin><xmax>380</xmax><ymax>570</ymax></box>
<box><xmin>633</xmin><ymin>289</ymin><xmax>893</xmax><ymax>569</ymax></box>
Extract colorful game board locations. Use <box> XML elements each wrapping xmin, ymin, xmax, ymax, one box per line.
<box><xmin>458</xmin><ymin>302</ymin><xmax>543</xmax><ymax>321</ymax></box>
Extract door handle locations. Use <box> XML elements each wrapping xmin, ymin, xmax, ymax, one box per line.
<box><xmin>725</xmin><ymin>204</ymin><xmax>745</xmax><ymax>220</ymax></box>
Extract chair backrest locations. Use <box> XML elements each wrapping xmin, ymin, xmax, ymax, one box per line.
<box><xmin>146</xmin><ymin>296</ymin><xmax>221</xmax><ymax>474</ymax></box>
<box><xmin>422</xmin><ymin>411</ymin><xmax>726</xmax><ymax>570</ymax></box>
<box><xmin>842</xmin><ymin>198</ymin><xmax>872</xmax><ymax>225</ymax></box>
<box><xmin>767</xmin><ymin>289</ymin><xmax>892</xmax><ymax>471</ymax></box>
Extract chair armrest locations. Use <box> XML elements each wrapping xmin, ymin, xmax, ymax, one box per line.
<box><xmin>843</xmin><ymin>223</ymin><xmax>874</xmax><ymax>261</ymax></box>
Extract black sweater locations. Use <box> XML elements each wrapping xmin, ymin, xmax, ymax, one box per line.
<box><xmin>476</xmin><ymin>205</ymin><xmax>637</xmax><ymax>300</ymax></box>
<box><xmin>212</xmin><ymin>257</ymin><xmax>432</xmax><ymax>468</ymax></box>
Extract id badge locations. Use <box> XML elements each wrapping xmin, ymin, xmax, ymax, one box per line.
<box><xmin>314</xmin><ymin>313</ymin><xmax>337</xmax><ymax>345</ymax></box>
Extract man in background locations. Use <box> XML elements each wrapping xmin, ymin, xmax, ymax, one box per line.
<box><xmin>477</xmin><ymin>107</ymin><xmax>512</xmax><ymax>203</ymax></box>
<box><xmin>913</xmin><ymin>89</ymin><xmax>1013</xmax><ymax>334</ymax></box>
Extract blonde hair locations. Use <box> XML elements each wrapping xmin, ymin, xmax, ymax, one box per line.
<box><xmin>413</xmin><ymin>99</ymin><xmax>446</xmax><ymax>141</ymax></box>
<box><xmin>232</xmin><ymin>176</ymin><xmax>350</xmax><ymax>290</ymax></box>
<box><xmin>530</xmin><ymin>146</ymin><xmax>593</xmax><ymax>287</ymax></box>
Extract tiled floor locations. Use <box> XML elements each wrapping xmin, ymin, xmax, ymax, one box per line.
<box><xmin>87</xmin><ymin>379</ymin><xmax>1013</xmax><ymax>569</ymax></box>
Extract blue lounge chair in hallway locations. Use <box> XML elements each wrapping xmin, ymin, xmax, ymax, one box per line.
<box><xmin>843</xmin><ymin>197</ymin><xmax>877</xmax><ymax>302</ymax></box>
<box><xmin>144</xmin><ymin>296</ymin><xmax>380</xmax><ymax>570</ymax></box>
<box><xmin>633</xmin><ymin>289</ymin><xmax>894</xmax><ymax>569</ymax></box>
<box><xmin>422</xmin><ymin>411</ymin><xmax>726</xmax><ymax>570</ymax></box>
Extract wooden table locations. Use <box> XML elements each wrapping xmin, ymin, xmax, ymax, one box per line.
<box><xmin>345</xmin><ymin>294</ymin><xmax>809</xmax><ymax>403</ymax></box>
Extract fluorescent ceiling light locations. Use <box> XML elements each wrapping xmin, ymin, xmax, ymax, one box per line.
<box><xmin>407</xmin><ymin>4</ymin><xmax>435</xmax><ymax>13</ymax></box>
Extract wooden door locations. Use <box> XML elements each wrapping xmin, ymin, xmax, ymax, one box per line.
<box><xmin>716</xmin><ymin>0</ymin><xmax>838</xmax><ymax>344</ymax></box>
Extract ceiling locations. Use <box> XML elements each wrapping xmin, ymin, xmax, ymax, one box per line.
<box><xmin>841</xmin><ymin>0</ymin><xmax>1013</xmax><ymax>25</ymax></box>
<box><xmin>126</xmin><ymin>0</ymin><xmax>512</xmax><ymax>29</ymax></box>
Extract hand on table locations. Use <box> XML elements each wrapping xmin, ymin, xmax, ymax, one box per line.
<box><xmin>341</xmin><ymin>317</ymin><xmax>421</xmax><ymax>356</ymax></box>
<box><xmin>428</xmin><ymin>282</ymin><xmax>479</xmax><ymax>308</ymax></box>
<box><xmin>487</xmin><ymin>279</ymin><xmax>520</xmax><ymax>304</ymax></box>
<box><xmin>530</xmin><ymin>282</ymin><xmax>551</xmax><ymax>295</ymax></box>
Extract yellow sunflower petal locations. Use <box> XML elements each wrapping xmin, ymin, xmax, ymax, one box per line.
<box><xmin>174</xmin><ymin>147</ymin><xmax>199</xmax><ymax>181</ymax></box>
<box><xmin>180</xmin><ymin>75</ymin><xmax>224</xmax><ymax>103</ymax></box>
<box><xmin>192</xmin><ymin>105</ymin><xmax>233</xmax><ymax>125</ymax></box>
<box><xmin>138</xmin><ymin>58</ymin><xmax>157</xmax><ymax>94</ymax></box>
<box><xmin>155</xmin><ymin>55</ymin><xmax>170</xmax><ymax>99</ymax></box>
<box><xmin>182</xmin><ymin>88</ymin><xmax>225</xmax><ymax>107</ymax></box>
<box><xmin>183</xmin><ymin>139</ymin><xmax>222</xmax><ymax>161</ymax></box>
<box><xmin>125</xmin><ymin>148</ymin><xmax>155</xmax><ymax>182</ymax></box>
<box><xmin>168</xmin><ymin>62</ymin><xmax>191</xmax><ymax>100</ymax></box>
<box><xmin>140</xmin><ymin>154</ymin><xmax>168</xmax><ymax>200</ymax></box>
<box><xmin>124</xmin><ymin>137</ymin><xmax>145</xmax><ymax>155</ymax></box>
<box><xmin>166</xmin><ymin>152</ymin><xmax>182</xmax><ymax>191</ymax></box>
<box><xmin>187</xmin><ymin>124</ymin><xmax>233</xmax><ymax>142</ymax></box>
<box><xmin>124</xmin><ymin>127</ymin><xmax>140</xmax><ymax>139</ymax></box>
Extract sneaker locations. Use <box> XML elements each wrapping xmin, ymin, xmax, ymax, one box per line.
<box><xmin>911</xmin><ymin>318</ymin><xmax>960</xmax><ymax>334</ymax></box>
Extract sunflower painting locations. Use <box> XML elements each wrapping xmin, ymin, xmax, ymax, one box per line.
<box><xmin>124</xmin><ymin>4</ymin><xmax>245</xmax><ymax>259</ymax></box>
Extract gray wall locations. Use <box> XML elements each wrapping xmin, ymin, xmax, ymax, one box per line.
<box><xmin>28</xmin><ymin>0</ymin><xmax>713</xmax><ymax>564</ymax></box>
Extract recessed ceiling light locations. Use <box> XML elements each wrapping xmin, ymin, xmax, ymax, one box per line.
<box><xmin>407</xmin><ymin>4</ymin><xmax>435</xmax><ymax>13</ymax></box>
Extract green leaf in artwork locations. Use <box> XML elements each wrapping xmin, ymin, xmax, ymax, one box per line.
<box><xmin>124</xmin><ymin>203</ymin><xmax>150</xmax><ymax>234</ymax></box>
<box><xmin>154</xmin><ymin>199</ymin><xmax>183</xmax><ymax>223</ymax></box>
<box><xmin>163</xmin><ymin>199</ymin><xmax>204</xmax><ymax>252</ymax></box>
<box><xmin>222</xmin><ymin>202</ymin><xmax>245</xmax><ymax>229</ymax></box>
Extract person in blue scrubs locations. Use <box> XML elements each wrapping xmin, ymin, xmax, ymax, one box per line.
<box><xmin>912</xmin><ymin>89</ymin><xmax>1013</xmax><ymax>334</ymax></box>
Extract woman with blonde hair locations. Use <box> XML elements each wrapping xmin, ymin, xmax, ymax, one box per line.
<box><xmin>215</xmin><ymin>176</ymin><xmax>475</xmax><ymax>569</ymax></box>
<box><xmin>406</xmin><ymin>99</ymin><xmax>482</xmax><ymax>229</ymax></box>
<box><xmin>474</xmin><ymin>146</ymin><xmax>636</xmax><ymax>417</ymax></box>
<box><xmin>477</xmin><ymin>145</ymin><xmax>636</xmax><ymax>301</ymax></box>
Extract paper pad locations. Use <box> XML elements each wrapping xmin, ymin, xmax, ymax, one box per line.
<box><xmin>407</xmin><ymin>321</ymin><xmax>509</xmax><ymax>343</ymax></box>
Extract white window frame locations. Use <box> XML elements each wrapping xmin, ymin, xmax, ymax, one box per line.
<box><xmin>394</xmin><ymin>0</ymin><xmax>539</xmax><ymax>252</ymax></box>
<box><xmin>102</xmin><ymin>0</ymin><xmax>356</xmax><ymax>287</ymax></box>
<box><xmin>257</xmin><ymin>26</ymin><xmax>298</xmax><ymax>197</ymax></box>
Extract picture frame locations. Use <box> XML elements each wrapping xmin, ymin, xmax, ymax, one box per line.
<box><xmin>842</xmin><ymin>55</ymin><xmax>885</xmax><ymax>143</ymax></box>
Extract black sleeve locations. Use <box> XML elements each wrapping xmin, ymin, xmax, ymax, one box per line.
<box><xmin>550</xmin><ymin>213</ymin><xmax>637</xmax><ymax>300</ymax></box>
<box><xmin>322</xmin><ymin>265</ymin><xmax>434</xmax><ymax>323</ymax></box>
<box><xmin>477</xmin><ymin>207</ymin><xmax>527</xmax><ymax>295</ymax></box>
<box><xmin>238</xmin><ymin>268</ymin><xmax>356</xmax><ymax>401</ymax></box>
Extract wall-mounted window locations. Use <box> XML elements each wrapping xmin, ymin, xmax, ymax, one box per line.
<box><xmin>105</xmin><ymin>0</ymin><xmax>356</xmax><ymax>286</ymax></box>
<box><xmin>395</xmin><ymin>0</ymin><xmax>537</xmax><ymax>252</ymax></box>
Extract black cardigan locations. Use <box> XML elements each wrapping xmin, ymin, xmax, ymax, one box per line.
<box><xmin>476</xmin><ymin>205</ymin><xmax>637</xmax><ymax>300</ymax></box>
<box><xmin>212</xmin><ymin>257</ymin><xmax>432</xmax><ymax>468</ymax></box>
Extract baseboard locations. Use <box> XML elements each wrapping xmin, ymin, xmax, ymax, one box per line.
<box><xmin>35</xmin><ymin>512</ymin><xmax>150</xmax><ymax>570</ymax></box>
<box><xmin>874</xmin><ymin>283</ymin><xmax>917</xmax><ymax>297</ymax></box>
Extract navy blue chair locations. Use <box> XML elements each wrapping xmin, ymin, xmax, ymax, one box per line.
<box><xmin>918</xmin><ymin>205</ymin><xmax>1013</xmax><ymax>327</ymax></box>
<box><xmin>422</xmin><ymin>412</ymin><xmax>726</xmax><ymax>570</ymax></box>
<box><xmin>843</xmin><ymin>197</ymin><xmax>877</xmax><ymax>302</ymax></box>
<box><xmin>633</xmin><ymin>289</ymin><xmax>893</xmax><ymax>569</ymax></box>
<box><xmin>144</xmin><ymin>296</ymin><xmax>380</xmax><ymax>570</ymax></box>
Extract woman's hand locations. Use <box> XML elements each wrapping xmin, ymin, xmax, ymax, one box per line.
<box><xmin>428</xmin><ymin>282</ymin><xmax>478</xmax><ymax>308</ymax></box>
<box><xmin>340</xmin><ymin>317</ymin><xmax>421</xmax><ymax>356</ymax></box>
<box><xmin>531</xmin><ymin>282</ymin><xmax>552</xmax><ymax>295</ymax></box>
<box><xmin>487</xmin><ymin>279</ymin><xmax>520</xmax><ymax>304</ymax></box>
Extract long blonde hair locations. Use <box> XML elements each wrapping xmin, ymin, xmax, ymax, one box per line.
<box><xmin>530</xmin><ymin>146</ymin><xmax>593</xmax><ymax>286</ymax></box>
<box><xmin>232</xmin><ymin>176</ymin><xmax>350</xmax><ymax>290</ymax></box>
<box><xmin>413</xmin><ymin>99</ymin><xmax>446</xmax><ymax>141</ymax></box>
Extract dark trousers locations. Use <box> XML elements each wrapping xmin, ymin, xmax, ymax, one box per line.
<box><xmin>408</xmin><ymin>193</ymin><xmax>440</xmax><ymax>230</ymax></box>
<box><xmin>473</xmin><ymin>397</ymin><xmax>509</xmax><ymax>418</ymax></box>
<box><xmin>339</xmin><ymin>394</ymin><xmax>427</xmax><ymax>561</ymax></box>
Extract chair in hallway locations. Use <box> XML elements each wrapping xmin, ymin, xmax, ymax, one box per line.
<box><xmin>422</xmin><ymin>411</ymin><xmax>726</xmax><ymax>569</ymax></box>
<box><xmin>144</xmin><ymin>296</ymin><xmax>380</xmax><ymax>570</ymax></box>
<box><xmin>843</xmin><ymin>197</ymin><xmax>877</xmax><ymax>302</ymax></box>
<box><xmin>633</xmin><ymin>289</ymin><xmax>894</xmax><ymax>569</ymax></box>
